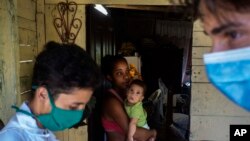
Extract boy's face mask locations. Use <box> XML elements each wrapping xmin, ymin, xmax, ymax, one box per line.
<box><xmin>13</xmin><ymin>87</ymin><xmax>84</xmax><ymax>131</ymax></box>
<box><xmin>204</xmin><ymin>47</ymin><xmax>250</xmax><ymax>111</ymax></box>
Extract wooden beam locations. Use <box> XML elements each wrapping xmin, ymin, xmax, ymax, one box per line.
<box><xmin>45</xmin><ymin>0</ymin><xmax>177</xmax><ymax>5</ymax></box>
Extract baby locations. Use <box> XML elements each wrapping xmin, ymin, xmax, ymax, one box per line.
<box><xmin>125</xmin><ymin>79</ymin><xmax>154</xmax><ymax>141</ymax></box>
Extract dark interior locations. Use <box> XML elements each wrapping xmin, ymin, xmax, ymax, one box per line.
<box><xmin>86</xmin><ymin>5</ymin><xmax>193</xmax><ymax>141</ymax></box>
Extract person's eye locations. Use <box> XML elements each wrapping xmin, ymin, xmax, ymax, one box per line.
<box><xmin>69</xmin><ymin>105</ymin><xmax>78</xmax><ymax>110</ymax></box>
<box><xmin>116</xmin><ymin>72</ymin><xmax>122</xmax><ymax>75</ymax></box>
<box><xmin>225</xmin><ymin>31</ymin><xmax>242</xmax><ymax>39</ymax></box>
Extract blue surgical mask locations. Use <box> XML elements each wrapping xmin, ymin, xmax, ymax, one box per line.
<box><xmin>13</xmin><ymin>86</ymin><xmax>84</xmax><ymax>131</ymax></box>
<box><xmin>204</xmin><ymin>47</ymin><xmax>250</xmax><ymax>111</ymax></box>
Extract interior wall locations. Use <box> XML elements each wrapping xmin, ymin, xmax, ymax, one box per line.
<box><xmin>110</xmin><ymin>9</ymin><xmax>189</xmax><ymax>95</ymax></box>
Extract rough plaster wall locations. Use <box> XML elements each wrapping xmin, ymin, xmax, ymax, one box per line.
<box><xmin>0</xmin><ymin>0</ymin><xmax>19</xmax><ymax>123</ymax></box>
<box><xmin>190</xmin><ymin>20</ymin><xmax>250</xmax><ymax>141</ymax></box>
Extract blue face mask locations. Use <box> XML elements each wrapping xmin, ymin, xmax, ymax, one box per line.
<box><xmin>204</xmin><ymin>47</ymin><xmax>250</xmax><ymax>111</ymax></box>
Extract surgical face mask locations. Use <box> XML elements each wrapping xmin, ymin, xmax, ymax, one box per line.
<box><xmin>13</xmin><ymin>87</ymin><xmax>84</xmax><ymax>131</ymax></box>
<box><xmin>204</xmin><ymin>47</ymin><xmax>250</xmax><ymax>111</ymax></box>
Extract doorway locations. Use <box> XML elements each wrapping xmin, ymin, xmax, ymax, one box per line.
<box><xmin>86</xmin><ymin>5</ymin><xmax>193</xmax><ymax>141</ymax></box>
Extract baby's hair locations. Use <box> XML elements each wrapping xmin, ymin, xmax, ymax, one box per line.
<box><xmin>129</xmin><ymin>79</ymin><xmax>146</xmax><ymax>95</ymax></box>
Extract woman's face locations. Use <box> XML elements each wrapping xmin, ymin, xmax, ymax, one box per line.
<box><xmin>109</xmin><ymin>60</ymin><xmax>130</xmax><ymax>91</ymax></box>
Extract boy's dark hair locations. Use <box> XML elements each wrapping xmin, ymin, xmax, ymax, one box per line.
<box><xmin>101</xmin><ymin>55</ymin><xmax>127</xmax><ymax>77</ymax></box>
<box><xmin>32</xmin><ymin>41</ymin><xmax>101</xmax><ymax>97</ymax></box>
<box><xmin>181</xmin><ymin>0</ymin><xmax>250</xmax><ymax>18</ymax></box>
<box><xmin>129</xmin><ymin>79</ymin><xmax>146</xmax><ymax>95</ymax></box>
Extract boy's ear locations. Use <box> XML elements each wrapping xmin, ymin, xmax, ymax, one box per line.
<box><xmin>35</xmin><ymin>86</ymin><xmax>49</xmax><ymax>101</ymax></box>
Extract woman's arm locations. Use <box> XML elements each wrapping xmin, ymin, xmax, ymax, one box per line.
<box><xmin>104</xmin><ymin>96</ymin><xmax>156</xmax><ymax>141</ymax></box>
<box><xmin>133</xmin><ymin>127</ymin><xmax>157</xmax><ymax>141</ymax></box>
<box><xmin>104</xmin><ymin>96</ymin><xmax>130</xmax><ymax>132</ymax></box>
<box><xmin>127</xmin><ymin>118</ymin><xmax>138</xmax><ymax>141</ymax></box>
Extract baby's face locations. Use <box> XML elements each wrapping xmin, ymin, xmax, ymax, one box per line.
<box><xmin>126</xmin><ymin>84</ymin><xmax>144</xmax><ymax>105</ymax></box>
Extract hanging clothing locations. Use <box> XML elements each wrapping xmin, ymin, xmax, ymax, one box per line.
<box><xmin>0</xmin><ymin>102</ymin><xmax>58</xmax><ymax>141</ymax></box>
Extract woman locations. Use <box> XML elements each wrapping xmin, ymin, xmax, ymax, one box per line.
<box><xmin>101</xmin><ymin>55</ymin><xmax>156</xmax><ymax>141</ymax></box>
<box><xmin>0</xmin><ymin>41</ymin><xmax>101</xmax><ymax>141</ymax></box>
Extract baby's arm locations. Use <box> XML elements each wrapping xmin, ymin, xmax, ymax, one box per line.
<box><xmin>127</xmin><ymin>118</ymin><xmax>138</xmax><ymax>141</ymax></box>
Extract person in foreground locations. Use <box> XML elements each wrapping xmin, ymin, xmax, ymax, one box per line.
<box><xmin>0</xmin><ymin>41</ymin><xmax>101</xmax><ymax>141</ymax></box>
<box><xmin>101</xmin><ymin>55</ymin><xmax>157</xmax><ymax>141</ymax></box>
<box><xmin>183</xmin><ymin>0</ymin><xmax>250</xmax><ymax>111</ymax></box>
<box><xmin>125</xmin><ymin>79</ymin><xmax>154</xmax><ymax>141</ymax></box>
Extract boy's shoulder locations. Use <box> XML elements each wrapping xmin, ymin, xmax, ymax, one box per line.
<box><xmin>0</xmin><ymin>126</ymin><xmax>25</xmax><ymax>141</ymax></box>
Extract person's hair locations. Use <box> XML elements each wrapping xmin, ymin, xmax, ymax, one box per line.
<box><xmin>181</xmin><ymin>0</ymin><xmax>250</xmax><ymax>17</ymax></box>
<box><xmin>101</xmin><ymin>55</ymin><xmax>127</xmax><ymax>77</ymax></box>
<box><xmin>129</xmin><ymin>79</ymin><xmax>146</xmax><ymax>95</ymax></box>
<box><xmin>31</xmin><ymin>41</ymin><xmax>101</xmax><ymax>98</ymax></box>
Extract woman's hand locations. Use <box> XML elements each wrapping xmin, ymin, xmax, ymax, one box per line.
<box><xmin>148</xmin><ymin>129</ymin><xmax>157</xmax><ymax>141</ymax></box>
<box><xmin>134</xmin><ymin>128</ymin><xmax>157</xmax><ymax>141</ymax></box>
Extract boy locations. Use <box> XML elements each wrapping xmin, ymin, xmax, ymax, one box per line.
<box><xmin>0</xmin><ymin>41</ymin><xmax>101</xmax><ymax>141</ymax></box>
<box><xmin>183</xmin><ymin>0</ymin><xmax>250</xmax><ymax>111</ymax></box>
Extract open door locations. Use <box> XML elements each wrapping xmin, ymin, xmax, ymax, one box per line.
<box><xmin>86</xmin><ymin>5</ymin><xmax>116</xmax><ymax>65</ymax></box>
<box><xmin>86</xmin><ymin>5</ymin><xmax>117</xmax><ymax>141</ymax></box>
